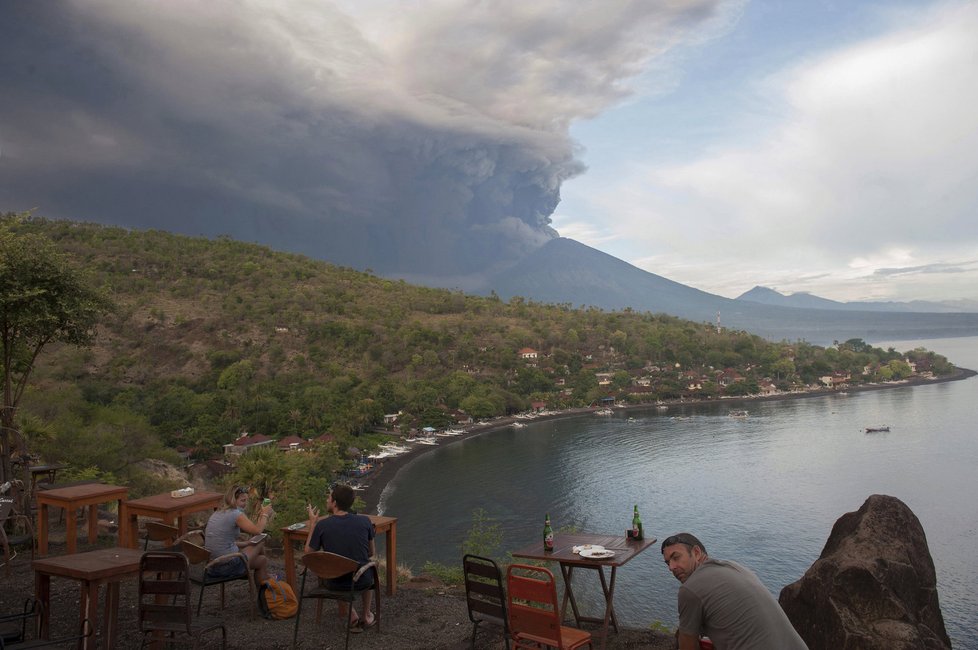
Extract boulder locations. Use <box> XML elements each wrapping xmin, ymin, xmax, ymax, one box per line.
<box><xmin>779</xmin><ymin>494</ymin><xmax>951</xmax><ymax>650</ymax></box>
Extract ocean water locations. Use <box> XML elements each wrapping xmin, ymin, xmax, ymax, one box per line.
<box><xmin>379</xmin><ymin>336</ymin><xmax>978</xmax><ymax>648</ymax></box>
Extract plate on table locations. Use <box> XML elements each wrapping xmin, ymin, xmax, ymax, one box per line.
<box><xmin>579</xmin><ymin>548</ymin><xmax>615</xmax><ymax>560</ymax></box>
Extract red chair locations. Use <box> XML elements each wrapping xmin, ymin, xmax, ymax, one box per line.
<box><xmin>506</xmin><ymin>564</ymin><xmax>592</xmax><ymax>650</ymax></box>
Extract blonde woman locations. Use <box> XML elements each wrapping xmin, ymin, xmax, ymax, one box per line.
<box><xmin>204</xmin><ymin>485</ymin><xmax>274</xmax><ymax>583</ymax></box>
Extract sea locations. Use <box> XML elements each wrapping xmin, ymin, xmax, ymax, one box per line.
<box><xmin>378</xmin><ymin>335</ymin><xmax>978</xmax><ymax>648</ymax></box>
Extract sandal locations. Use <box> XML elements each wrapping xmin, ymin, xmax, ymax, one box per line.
<box><xmin>361</xmin><ymin>613</ymin><xmax>377</xmax><ymax>629</ymax></box>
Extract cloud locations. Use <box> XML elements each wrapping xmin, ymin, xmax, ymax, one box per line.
<box><xmin>565</xmin><ymin>1</ymin><xmax>978</xmax><ymax>302</ymax></box>
<box><xmin>0</xmin><ymin>0</ymin><xmax>728</xmax><ymax>283</ymax></box>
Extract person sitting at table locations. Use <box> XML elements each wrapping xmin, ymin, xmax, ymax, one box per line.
<box><xmin>661</xmin><ymin>533</ymin><xmax>808</xmax><ymax>650</ymax></box>
<box><xmin>303</xmin><ymin>483</ymin><xmax>376</xmax><ymax>630</ymax></box>
<box><xmin>204</xmin><ymin>485</ymin><xmax>273</xmax><ymax>583</ymax></box>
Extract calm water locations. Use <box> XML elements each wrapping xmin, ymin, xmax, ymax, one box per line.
<box><xmin>379</xmin><ymin>336</ymin><xmax>978</xmax><ymax>648</ymax></box>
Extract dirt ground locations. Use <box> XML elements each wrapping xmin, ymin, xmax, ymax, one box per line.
<box><xmin>1</xmin><ymin>533</ymin><xmax>674</xmax><ymax>650</ymax></box>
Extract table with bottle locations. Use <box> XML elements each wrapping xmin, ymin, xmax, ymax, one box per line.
<box><xmin>511</xmin><ymin>509</ymin><xmax>655</xmax><ymax>650</ymax></box>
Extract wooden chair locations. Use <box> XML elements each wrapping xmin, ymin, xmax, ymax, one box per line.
<box><xmin>137</xmin><ymin>551</ymin><xmax>226</xmax><ymax>649</ymax></box>
<box><xmin>143</xmin><ymin>521</ymin><xmax>180</xmax><ymax>550</ymax></box>
<box><xmin>0</xmin><ymin>481</ymin><xmax>34</xmax><ymax>577</ymax></box>
<box><xmin>506</xmin><ymin>564</ymin><xmax>592</xmax><ymax>650</ymax></box>
<box><xmin>291</xmin><ymin>551</ymin><xmax>381</xmax><ymax>650</ymax></box>
<box><xmin>179</xmin><ymin>540</ymin><xmax>256</xmax><ymax>618</ymax></box>
<box><xmin>0</xmin><ymin>598</ymin><xmax>93</xmax><ymax>649</ymax></box>
<box><xmin>462</xmin><ymin>554</ymin><xmax>509</xmax><ymax>649</ymax></box>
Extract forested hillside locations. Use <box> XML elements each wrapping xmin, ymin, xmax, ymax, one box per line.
<box><xmin>5</xmin><ymin>216</ymin><xmax>955</xmax><ymax>495</ymax></box>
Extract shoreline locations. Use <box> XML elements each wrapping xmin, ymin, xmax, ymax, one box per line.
<box><xmin>360</xmin><ymin>367</ymin><xmax>975</xmax><ymax>513</ymax></box>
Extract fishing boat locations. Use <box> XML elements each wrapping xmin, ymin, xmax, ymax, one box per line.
<box><xmin>729</xmin><ymin>410</ymin><xmax>749</xmax><ymax>418</ymax></box>
<box><xmin>512</xmin><ymin>421</ymin><xmax>527</xmax><ymax>429</ymax></box>
<box><xmin>865</xmin><ymin>425</ymin><xmax>890</xmax><ymax>433</ymax></box>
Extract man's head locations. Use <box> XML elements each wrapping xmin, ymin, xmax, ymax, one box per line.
<box><xmin>329</xmin><ymin>483</ymin><xmax>355</xmax><ymax>512</ymax></box>
<box><xmin>661</xmin><ymin>533</ymin><xmax>708</xmax><ymax>583</ymax></box>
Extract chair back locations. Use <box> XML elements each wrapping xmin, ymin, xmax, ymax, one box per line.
<box><xmin>138</xmin><ymin>551</ymin><xmax>193</xmax><ymax>634</ymax></box>
<box><xmin>301</xmin><ymin>551</ymin><xmax>359</xmax><ymax>581</ymax></box>
<box><xmin>180</xmin><ymin>539</ymin><xmax>212</xmax><ymax>566</ymax></box>
<box><xmin>463</xmin><ymin>554</ymin><xmax>508</xmax><ymax>625</ymax></box>
<box><xmin>143</xmin><ymin>521</ymin><xmax>180</xmax><ymax>549</ymax></box>
<box><xmin>507</xmin><ymin>564</ymin><xmax>564</xmax><ymax>647</ymax></box>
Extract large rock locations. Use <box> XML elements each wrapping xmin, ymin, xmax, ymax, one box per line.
<box><xmin>779</xmin><ymin>494</ymin><xmax>951</xmax><ymax>649</ymax></box>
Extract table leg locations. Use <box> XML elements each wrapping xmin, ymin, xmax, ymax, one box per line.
<box><xmin>104</xmin><ymin>582</ymin><xmax>120</xmax><ymax>648</ymax></box>
<box><xmin>559</xmin><ymin>563</ymin><xmax>583</xmax><ymax>625</ymax></box>
<box><xmin>82</xmin><ymin>581</ymin><xmax>99</xmax><ymax>650</ymax></box>
<box><xmin>65</xmin><ymin>507</ymin><xmax>78</xmax><ymax>554</ymax></box>
<box><xmin>35</xmin><ymin>572</ymin><xmax>50</xmax><ymax>639</ymax></box>
<box><xmin>284</xmin><ymin>536</ymin><xmax>297</xmax><ymax>590</ymax></box>
<box><xmin>385</xmin><ymin>523</ymin><xmax>397</xmax><ymax>596</ymax></box>
<box><xmin>87</xmin><ymin>504</ymin><xmax>98</xmax><ymax>545</ymax></box>
<box><xmin>38</xmin><ymin>503</ymin><xmax>50</xmax><ymax>556</ymax></box>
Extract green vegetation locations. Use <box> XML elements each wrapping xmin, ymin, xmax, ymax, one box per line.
<box><xmin>1</xmin><ymin>214</ymin><xmax>958</xmax><ymax>499</ymax></box>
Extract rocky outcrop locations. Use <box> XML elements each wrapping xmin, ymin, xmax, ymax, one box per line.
<box><xmin>779</xmin><ymin>494</ymin><xmax>951</xmax><ymax>649</ymax></box>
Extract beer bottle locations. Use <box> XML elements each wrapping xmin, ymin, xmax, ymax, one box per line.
<box><xmin>632</xmin><ymin>505</ymin><xmax>643</xmax><ymax>540</ymax></box>
<box><xmin>543</xmin><ymin>514</ymin><xmax>554</xmax><ymax>552</ymax></box>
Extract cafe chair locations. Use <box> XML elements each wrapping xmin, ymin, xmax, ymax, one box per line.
<box><xmin>143</xmin><ymin>521</ymin><xmax>180</xmax><ymax>550</ymax></box>
<box><xmin>506</xmin><ymin>564</ymin><xmax>592</xmax><ymax>650</ymax></box>
<box><xmin>0</xmin><ymin>599</ymin><xmax>93</xmax><ymax>649</ymax></box>
<box><xmin>0</xmin><ymin>481</ymin><xmax>35</xmax><ymax>577</ymax></box>
<box><xmin>462</xmin><ymin>554</ymin><xmax>510</xmax><ymax>649</ymax></box>
<box><xmin>179</xmin><ymin>540</ymin><xmax>257</xmax><ymax>619</ymax></box>
<box><xmin>291</xmin><ymin>551</ymin><xmax>381</xmax><ymax>650</ymax></box>
<box><xmin>137</xmin><ymin>551</ymin><xmax>227</xmax><ymax>649</ymax></box>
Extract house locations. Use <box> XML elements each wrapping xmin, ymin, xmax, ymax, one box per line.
<box><xmin>716</xmin><ymin>369</ymin><xmax>743</xmax><ymax>386</ymax></box>
<box><xmin>383</xmin><ymin>412</ymin><xmax>400</xmax><ymax>425</ymax></box>
<box><xmin>820</xmin><ymin>374</ymin><xmax>850</xmax><ymax>388</ymax></box>
<box><xmin>519</xmin><ymin>348</ymin><xmax>539</xmax><ymax>359</ymax></box>
<box><xmin>223</xmin><ymin>432</ymin><xmax>275</xmax><ymax>457</ymax></box>
<box><xmin>277</xmin><ymin>435</ymin><xmax>307</xmax><ymax>452</ymax></box>
<box><xmin>530</xmin><ymin>401</ymin><xmax>547</xmax><ymax>412</ymax></box>
<box><xmin>595</xmin><ymin>372</ymin><xmax>614</xmax><ymax>386</ymax></box>
<box><xmin>758</xmin><ymin>380</ymin><xmax>778</xmax><ymax>396</ymax></box>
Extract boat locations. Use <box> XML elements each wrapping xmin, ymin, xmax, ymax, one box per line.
<box><xmin>729</xmin><ymin>410</ymin><xmax>749</xmax><ymax>418</ymax></box>
<box><xmin>594</xmin><ymin>408</ymin><xmax>613</xmax><ymax>416</ymax></box>
<box><xmin>415</xmin><ymin>437</ymin><xmax>439</xmax><ymax>445</ymax></box>
<box><xmin>865</xmin><ymin>425</ymin><xmax>890</xmax><ymax>433</ymax></box>
<box><xmin>512</xmin><ymin>422</ymin><xmax>526</xmax><ymax>429</ymax></box>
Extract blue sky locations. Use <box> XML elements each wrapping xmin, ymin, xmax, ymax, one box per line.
<box><xmin>554</xmin><ymin>0</ymin><xmax>978</xmax><ymax>303</ymax></box>
<box><xmin>1</xmin><ymin>0</ymin><xmax>975</xmax><ymax>305</ymax></box>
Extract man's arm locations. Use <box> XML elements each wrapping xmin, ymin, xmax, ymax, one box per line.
<box><xmin>677</xmin><ymin>631</ymin><xmax>700</xmax><ymax>650</ymax></box>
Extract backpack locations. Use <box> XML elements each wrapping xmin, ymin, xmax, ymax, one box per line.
<box><xmin>257</xmin><ymin>577</ymin><xmax>299</xmax><ymax>620</ymax></box>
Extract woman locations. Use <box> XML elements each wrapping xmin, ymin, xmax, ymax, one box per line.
<box><xmin>204</xmin><ymin>484</ymin><xmax>274</xmax><ymax>583</ymax></box>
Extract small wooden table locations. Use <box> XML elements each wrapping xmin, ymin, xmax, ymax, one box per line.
<box><xmin>28</xmin><ymin>463</ymin><xmax>68</xmax><ymax>494</ymax></box>
<box><xmin>33</xmin><ymin>546</ymin><xmax>144</xmax><ymax>649</ymax></box>
<box><xmin>119</xmin><ymin>490</ymin><xmax>223</xmax><ymax>548</ymax></box>
<box><xmin>512</xmin><ymin>533</ymin><xmax>657</xmax><ymax>650</ymax></box>
<box><xmin>36</xmin><ymin>483</ymin><xmax>129</xmax><ymax>556</ymax></box>
<box><xmin>281</xmin><ymin>514</ymin><xmax>398</xmax><ymax>596</ymax></box>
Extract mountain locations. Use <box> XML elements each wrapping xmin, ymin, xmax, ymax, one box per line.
<box><xmin>482</xmin><ymin>238</ymin><xmax>978</xmax><ymax>345</ymax></box>
<box><xmin>737</xmin><ymin>286</ymin><xmax>978</xmax><ymax>314</ymax></box>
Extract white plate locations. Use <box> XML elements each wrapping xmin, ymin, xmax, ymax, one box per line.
<box><xmin>579</xmin><ymin>548</ymin><xmax>615</xmax><ymax>559</ymax></box>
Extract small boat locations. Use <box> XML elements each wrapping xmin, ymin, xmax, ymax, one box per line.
<box><xmin>415</xmin><ymin>437</ymin><xmax>439</xmax><ymax>445</ymax></box>
<box><xmin>512</xmin><ymin>422</ymin><xmax>526</xmax><ymax>429</ymax></box>
<box><xmin>594</xmin><ymin>408</ymin><xmax>613</xmax><ymax>416</ymax></box>
<box><xmin>865</xmin><ymin>425</ymin><xmax>890</xmax><ymax>433</ymax></box>
<box><xmin>729</xmin><ymin>410</ymin><xmax>749</xmax><ymax>418</ymax></box>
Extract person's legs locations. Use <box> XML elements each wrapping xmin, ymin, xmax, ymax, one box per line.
<box><xmin>242</xmin><ymin>542</ymin><xmax>269</xmax><ymax>583</ymax></box>
<box><xmin>360</xmin><ymin>590</ymin><xmax>374</xmax><ymax>626</ymax></box>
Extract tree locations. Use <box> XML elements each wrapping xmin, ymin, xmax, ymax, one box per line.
<box><xmin>0</xmin><ymin>216</ymin><xmax>112</xmax><ymax>483</ymax></box>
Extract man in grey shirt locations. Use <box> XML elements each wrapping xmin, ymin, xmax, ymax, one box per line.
<box><xmin>661</xmin><ymin>533</ymin><xmax>808</xmax><ymax>650</ymax></box>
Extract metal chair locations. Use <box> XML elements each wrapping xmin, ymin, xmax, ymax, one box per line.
<box><xmin>179</xmin><ymin>540</ymin><xmax>257</xmax><ymax>618</ymax></box>
<box><xmin>462</xmin><ymin>554</ymin><xmax>509</xmax><ymax>649</ymax></box>
<box><xmin>137</xmin><ymin>551</ymin><xmax>226</xmax><ymax>649</ymax></box>
<box><xmin>507</xmin><ymin>564</ymin><xmax>592</xmax><ymax>650</ymax></box>
<box><xmin>0</xmin><ymin>599</ymin><xmax>93</xmax><ymax>649</ymax></box>
<box><xmin>143</xmin><ymin>521</ymin><xmax>180</xmax><ymax>550</ymax></box>
<box><xmin>291</xmin><ymin>551</ymin><xmax>381</xmax><ymax>650</ymax></box>
<box><xmin>0</xmin><ymin>481</ymin><xmax>34</xmax><ymax>577</ymax></box>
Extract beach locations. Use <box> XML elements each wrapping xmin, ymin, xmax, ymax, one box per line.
<box><xmin>359</xmin><ymin>367</ymin><xmax>975</xmax><ymax>514</ymax></box>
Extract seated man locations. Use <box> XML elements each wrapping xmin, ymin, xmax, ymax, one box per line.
<box><xmin>303</xmin><ymin>484</ymin><xmax>376</xmax><ymax>630</ymax></box>
<box><xmin>661</xmin><ymin>533</ymin><xmax>807</xmax><ymax>650</ymax></box>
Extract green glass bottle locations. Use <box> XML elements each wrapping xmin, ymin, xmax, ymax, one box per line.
<box><xmin>543</xmin><ymin>513</ymin><xmax>554</xmax><ymax>551</ymax></box>
<box><xmin>632</xmin><ymin>505</ymin><xmax>643</xmax><ymax>540</ymax></box>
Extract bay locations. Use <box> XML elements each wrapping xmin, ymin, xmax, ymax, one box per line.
<box><xmin>379</xmin><ymin>335</ymin><xmax>978</xmax><ymax>648</ymax></box>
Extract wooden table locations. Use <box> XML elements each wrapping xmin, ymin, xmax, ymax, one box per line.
<box><xmin>119</xmin><ymin>490</ymin><xmax>223</xmax><ymax>548</ymax></box>
<box><xmin>281</xmin><ymin>514</ymin><xmax>398</xmax><ymax>596</ymax></box>
<box><xmin>36</xmin><ymin>483</ymin><xmax>129</xmax><ymax>556</ymax></box>
<box><xmin>512</xmin><ymin>533</ymin><xmax>657</xmax><ymax>650</ymax></box>
<box><xmin>28</xmin><ymin>463</ymin><xmax>68</xmax><ymax>494</ymax></box>
<box><xmin>33</xmin><ymin>546</ymin><xmax>144</xmax><ymax>649</ymax></box>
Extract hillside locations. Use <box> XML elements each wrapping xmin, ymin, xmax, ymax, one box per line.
<box><xmin>6</xmin><ymin>217</ymin><xmax>956</xmax><ymax>470</ymax></box>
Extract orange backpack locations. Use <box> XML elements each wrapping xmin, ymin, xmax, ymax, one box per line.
<box><xmin>258</xmin><ymin>577</ymin><xmax>299</xmax><ymax>619</ymax></box>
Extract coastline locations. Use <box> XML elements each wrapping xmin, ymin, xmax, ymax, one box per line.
<box><xmin>360</xmin><ymin>366</ymin><xmax>975</xmax><ymax>514</ymax></box>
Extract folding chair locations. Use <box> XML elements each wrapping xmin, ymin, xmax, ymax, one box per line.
<box><xmin>291</xmin><ymin>551</ymin><xmax>381</xmax><ymax>650</ymax></box>
<box><xmin>137</xmin><ymin>551</ymin><xmax>226</xmax><ymax>649</ymax></box>
<box><xmin>507</xmin><ymin>564</ymin><xmax>592</xmax><ymax>650</ymax></box>
<box><xmin>462</xmin><ymin>554</ymin><xmax>509</xmax><ymax>649</ymax></box>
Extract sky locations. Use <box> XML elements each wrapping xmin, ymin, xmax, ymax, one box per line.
<box><xmin>1</xmin><ymin>0</ymin><xmax>976</xmax><ymax>304</ymax></box>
